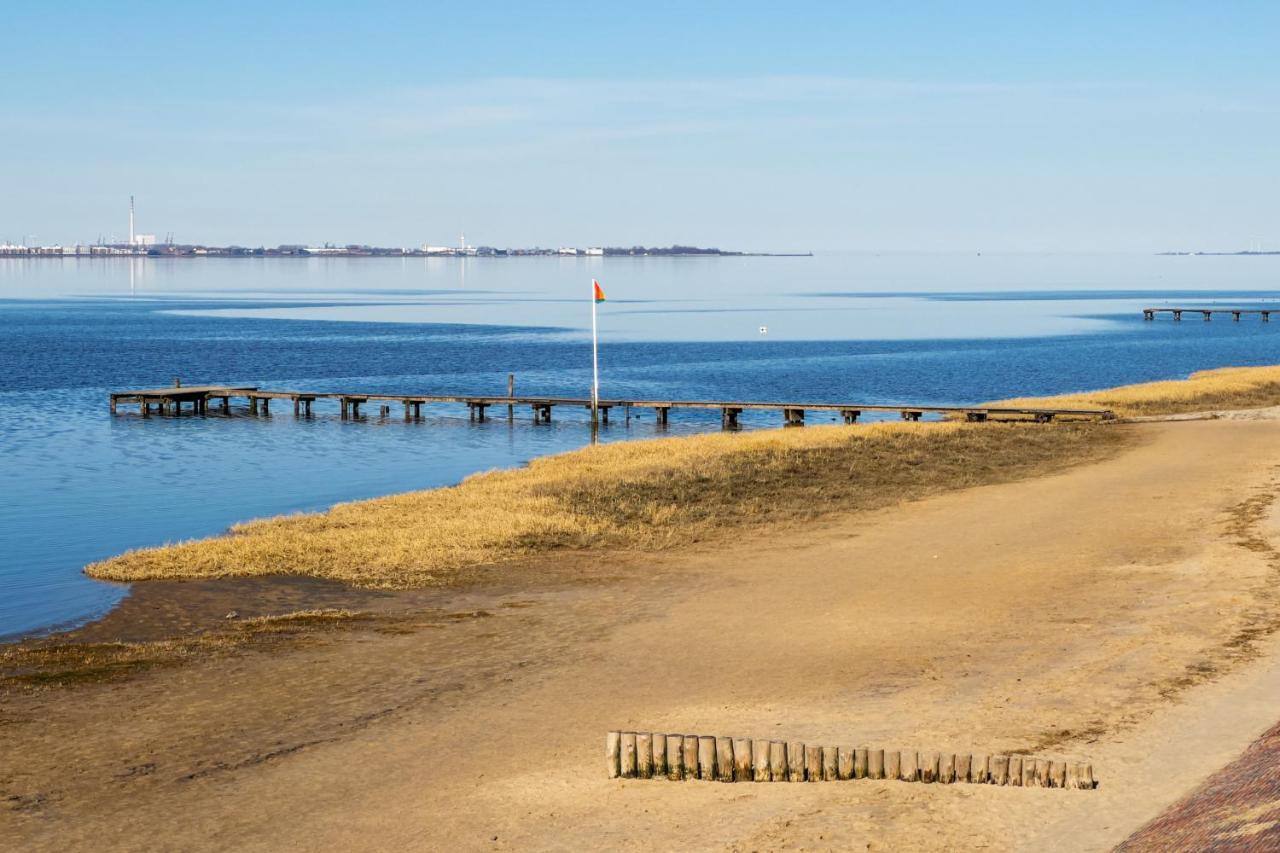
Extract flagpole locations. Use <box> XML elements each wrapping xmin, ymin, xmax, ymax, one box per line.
<box><xmin>591</xmin><ymin>280</ymin><xmax>600</xmax><ymax>424</ymax></box>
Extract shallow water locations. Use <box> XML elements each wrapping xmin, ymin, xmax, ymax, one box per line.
<box><xmin>3</xmin><ymin>253</ymin><xmax>1280</xmax><ymax>639</ymax></box>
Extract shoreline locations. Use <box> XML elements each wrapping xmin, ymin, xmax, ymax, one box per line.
<box><xmin>12</xmin><ymin>364</ymin><xmax>1280</xmax><ymax>650</ymax></box>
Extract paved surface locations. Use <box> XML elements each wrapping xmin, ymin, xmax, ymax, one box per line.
<box><xmin>1116</xmin><ymin>719</ymin><xmax>1280</xmax><ymax>851</ymax></box>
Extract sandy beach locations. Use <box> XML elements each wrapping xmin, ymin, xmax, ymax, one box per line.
<box><xmin>5</xmin><ymin>412</ymin><xmax>1280</xmax><ymax>851</ymax></box>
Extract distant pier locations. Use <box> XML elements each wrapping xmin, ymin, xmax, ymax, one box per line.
<box><xmin>1143</xmin><ymin>307</ymin><xmax>1274</xmax><ymax>322</ymax></box>
<box><xmin>109</xmin><ymin>382</ymin><xmax>1113</xmax><ymax>427</ymax></box>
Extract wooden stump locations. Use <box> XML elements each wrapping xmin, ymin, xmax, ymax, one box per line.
<box><xmin>621</xmin><ymin>733</ymin><xmax>638</xmax><ymax>778</ymax></box>
<box><xmin>940</xmin><ymin>753</ymin><xmax>956</xmax><ymax>784</ymax></box>
<box><xmin>805</xmin><ymin>745</ymin><xmax>823</xmax><ymax>782</ymax></box>
<box><xmin>837</xmin><ymin>747</ymin><xmax>855</xmax><ymax>781</ymax></box>
<box><xmin>822</xmin><ymin>746</ymin><xmax>838</xmax><ymax>781</ymax></box>
<box><xmin>969</xmin><ymin>754</ymin><xmax>988</xmax><ymax>784</ymax></box>
<box><xmin>733</xmin><ymin>738</ymin><xmax>753</xmax><ymax>782</ymax></box>
<box><xmin>787</xmin><ymin>742</ymin><xmax>806</xmax><ymax>782</ymax></box>
<box><xmin>885</xmin><ymin>751</ymin><xmax>901</xmax><ymax>781</ymax></box>
<box><xmin>1051</xmin><ymin>761</ymin><xmax>1067</xmax><ymax>789</ymax></box>
<box><xmin>869</xmin><ymin>749</ymin><xmax>885</xmax><ymax>780</ymax></box>
<box><xmin>653</xmin><ymin>734</ymin><xmax>668</xmax><ymax>778</ymax></box>
<box><xmin>753</xmin><ymin>740</ymin><xmax>772</xmax><ymax>782</ymax></box>
<box><xmin>637</xmin><ymin>733</ymin><xmax>654</xmax><ymax>779</ymax></box>
<box><xmin>698</xmin><ymin>736</ymin><xmax>716</xmax><ymax>781</ymax></box>
<box><xmin>1068</xmin><ymin>762</ymin><xmax>1096</xmax><ymax>790</ymax></box>
<box><xmin>1008</xmin><ymin>756</ymin><xmax>1022</xmax><ymax>787</ymax></box>
<box><xmin>899</xmin><ymin>751</ymin><xmax>918</xmax><ymax>783</ymax></box>
<box><xmin>682</xmin><ymin>735</ymin><xmax>699</xmax><ymax>782</ymax></box>
<box><xmin>769</xmin><ymin>742</ymin><xmax>788</xmax><ymax>782</ymax></box>
<box><xmin>667</xmin><ymin>735</ymin><xmax>685</xmax><ymax>781</ymax></box>
<box><xmin>607</xmin><ymin>731</ymin><xmax>621</xmax><ymax>779</ymax></box>
<box><xmin>716</xmin><ymin>737</ymin><xmax>735</xmax><ymax>782</ymax></box>
<box><xmin>990</xmin><ymin>755</ymin><xmax>1008</xmax><ymax>786</ymax></box>
<box><xmin>920</xmin><ymin>752</ymin><xmax>939</xmax><ymax>783</ymax></box>
<box><xmin>853</xmin><ymin>748</ymin><xmax>869</xmax><ymax>780</ymax></box>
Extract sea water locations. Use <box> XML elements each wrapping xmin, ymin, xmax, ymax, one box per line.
<box><xmin>3</xmin><ymin>252</ymin><xmax>1280</xmax><ymax>639</ymax></box>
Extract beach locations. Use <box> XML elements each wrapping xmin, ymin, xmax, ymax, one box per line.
<box><xmin>10</xmin><ymin>7</ymin><xmax>1280</xmax><ymax>849</ymax></box>
<box><xmin>7</xmin><ymin>391</ymin><xmax>1280</xmax><ymax>849</ymax></box>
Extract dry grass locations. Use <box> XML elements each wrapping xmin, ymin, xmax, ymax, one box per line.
<box><xmin>987</xmin><ymin>365</ymin><xmax>1280</xmax><ymax>418</ymax></box>
<box><xmin>0</xmin><ymin>610</ymin><xmax>367</xmax><ymax>688</ymax></box>
<box><xmin>87</xmin><ymin>421</ymin><xmax>1127</xmax><ymax>588</ymax></box>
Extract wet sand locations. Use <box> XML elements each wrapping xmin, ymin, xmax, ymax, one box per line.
<box><xmin>6</xmin><ymin>418</ymin><xmax>1280</xmax><ymax>851</ymax></box>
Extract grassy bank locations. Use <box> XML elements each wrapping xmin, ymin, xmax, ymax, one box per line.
<box><xmin>87</xmin><ymin>421</ymin><xmax>1127</xmax><ymax>588</ymax></box>
<box><xmin>988</xmin><ymin>365</ymin><xmax>1280</xmax><ymax>418</ymax></box>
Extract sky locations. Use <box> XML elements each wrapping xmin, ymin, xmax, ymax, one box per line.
<box><xmin>2</xmin><ymin>1</ymin><xmax>1278</xmax><ymax>252</ymax></box>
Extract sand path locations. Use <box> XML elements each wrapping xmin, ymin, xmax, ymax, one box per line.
<box><xmin>7</xmin><ymin>418</ymin><xmax>1280</xmax><ymax>851</ymax></box>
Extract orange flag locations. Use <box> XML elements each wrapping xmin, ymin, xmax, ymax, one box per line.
<box><xmin>593</xmin><ymin>279</ymin><xmax>606</xmax><ymax>303</ymax></box>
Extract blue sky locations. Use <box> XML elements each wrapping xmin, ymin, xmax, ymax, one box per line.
<box><xmin>2</xmin><ymin>2</ymin><xmax>1277</xmax><ymax>251</ymax></box>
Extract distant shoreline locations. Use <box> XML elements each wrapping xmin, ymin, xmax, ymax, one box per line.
<box><xmin>1157</xmin><ymin>251</ymin><xmax>1280</xmax><ymax>256</ymax></box>
<box><xmin>0</xmin><ymin>244</ymin><xmax>814</xmax><ymax>260</ymax></box>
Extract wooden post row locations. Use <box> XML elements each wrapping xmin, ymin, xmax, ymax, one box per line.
<box><xmin>606</xmin><ymin>732</ymin><xmax>1095</xmax><ymax>789</ymax></box>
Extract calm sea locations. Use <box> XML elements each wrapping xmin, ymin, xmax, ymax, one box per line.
<box><xmin>3</xmin><ymin>253</ymin><xmax>1280</xmax><ymax>639</ymax></box>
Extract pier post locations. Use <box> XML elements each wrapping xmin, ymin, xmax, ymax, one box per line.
<box><xmin>1265</xmin><ymin>312</ymin><xmax>1272</xmax><ymax>322</ymax></box>
<box><xmin>599</xmin><ymin>406</ymin><xmax>609</xmax><ymax>424</ymax></box>
<box><xmin>294</xmin><ymin>398</ymin><xmax>301</xmax><ymax>416</ymax></box>
<box><xmin>721</xmin><ymin>407</ymin><xmax>741</xmax><ymax>429</ymax></box>
<box><xmin>966</xmin><ymin>412</ymin><xmax>988</xmax><ymax>422</ymax></box>
<box><xmin>1173</xmin><ymin>310</ymin><xmax>1182</xmax><ymax>321</ymax></box>
<box><xmin>1233</xmin><ymin>311</ymin><xmax>1242</xmax><ymax>321</ymax></box>
<box><xmin>901</xmin><ymin>410</ymin><xmax>922</xmax><ymax>422</ymax></box>
<box><xmin>1143</xmin><ymin>309</ymin><xmax>1154</xmax><ymax>320</ymax></box>
<box><xmin>783</xmin><ymin>408</ymin><xmax>805</xmax><ymax>426</ymax></box>
<box><xmin>110</xmin><ymin>396</ymin><xmax>118</xmax><ymax>414</ymax></box>
<box><xmin>841</xmin><ymin>409</ymin><xmax>860</xmax><ymax>424</ymax></box>
<box><xmin>1203</xmin><ymin>310</ymin><xmax>1212</xmax><ymax>321</ymax></box>
<box><xmin>250</xmin><ymin>396</ymin><xmax>259</xmax><ymax>415</ymax></box>
<box><xmin>625</xmin><ymin>403</ymin><xmax>631</xmax><ymax>425</ymax></box>
<box><xmin>261</xmin><ymin>398</ymin><xmax>270</xmax><ymax>415</ymax></box>
<box><xmin>655</xmin><ymin>406</ymin><xmax>669</xmax><ymax>427</ymax></box>
<box><xmin>140</xmin><ymin>401</ymin><xmax>150</xmax><ymax>417</ymax></box>
<box><xmin>507</xmin><ymin>374</ymin><xmax>515</xmax><ymax>420</ymax></box>
<box><xmin>221</xmin><ymin>397</ymin><xmax>229</xmax><ymax>412</ymax></box>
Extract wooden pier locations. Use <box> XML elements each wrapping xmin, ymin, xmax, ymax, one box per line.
<box><xmin>108</xmin><ymin>384</ymin><xmax>1114</xmax><ymax>427</ymax></box>
<box><xmin>1143</xmin><ymin>307</ymin><xmax>1274</xmax><ymax>322</ymax></box>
